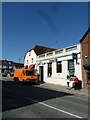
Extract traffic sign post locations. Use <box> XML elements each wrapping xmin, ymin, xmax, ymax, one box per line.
<box><xmin>72</xmin><ymin>53</ymin><xmax>77</xmax><ymax>64</ymax></box>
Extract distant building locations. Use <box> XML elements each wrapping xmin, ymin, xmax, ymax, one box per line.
<box><xmin>80</xmin><ymin>27</ymin><xmax>90</xmax><ymax>89</ymax></box>
<box><xmin>0</xmin><ymin>60</ymin><xmax>24</xmax><ymax>73</ymax></box>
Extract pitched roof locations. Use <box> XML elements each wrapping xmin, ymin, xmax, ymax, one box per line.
<box><xmin>28</xmin><ymin>45</ymin><xmax>56</xmax><ymax>55</ymax></box>
<box><xmin>80</xmin><ymin>27</ymin><xmax>90</xmax><ymax>43</ymax></box>
<box><xmin>0</xmin><ymin>60</ymin><xmax>24</xmax><ymax>68</ymax></box>
<box><xmin>0</xmin><ymin>60</ymin><xmax>14</xmax><ymax>66</ymax></box>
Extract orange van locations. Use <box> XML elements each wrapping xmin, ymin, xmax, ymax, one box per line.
<box><xmin>13</xmin><ymin>68</ymin><xmax>38</xmax><ymax>83</ymax></box>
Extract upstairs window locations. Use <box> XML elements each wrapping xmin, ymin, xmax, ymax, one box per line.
<box><xmin>56</xmin><ymin>61</ymin><xmax>62</xmax><ymax>73</ymax></box>
<box><xmin>31</xmin><ymin>58</ymin><xmax>33</xmax><ymax>63</ymax></box>
<box><xmin>29</xmin><ymin>52</ymin><xmax>31</xmax><ymax>56</ymax></box>
<box><xmin>27</xmin><ymin>60</ymin><xmax>28</xmax><ymax>65</ymax></box>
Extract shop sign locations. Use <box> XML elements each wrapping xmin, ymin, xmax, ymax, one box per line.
<box><xmin>72</xmin><ymin>53</ymin><xmax>77</xmax><ymax>59</ymax></box>
<box><xmin>49</xmin><ymin>58</ymin><xmax>57</xmax><ymax>63</ymax></box>
<box><xmin>38</xmin><ymin>62</ymin><xmax>44</xmax><ymax>66</ymax></box>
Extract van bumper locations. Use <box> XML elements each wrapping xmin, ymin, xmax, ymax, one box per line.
<box><xmin>25</xmin><ymin>79</ymin><xmax>38</xmax><ymax>83</ymax></box>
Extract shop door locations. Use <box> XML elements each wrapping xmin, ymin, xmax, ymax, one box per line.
<box><xmin>39</xmin><ymin>66</ymin><xmax>44</xmax><ymax>82</ymax></box>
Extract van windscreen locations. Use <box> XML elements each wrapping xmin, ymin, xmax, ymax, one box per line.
<box><xmin>26</xmin><ymin>70</ymin><xmax>34</xmax><ymax>76</ymax></box>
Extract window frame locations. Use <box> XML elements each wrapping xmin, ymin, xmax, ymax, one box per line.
<box><xmin>56</xmin><ymin>61</ymin><xmax>62</xmax><ymax>73</ymax></box>
<box><xmin>47</xmin><ymin>63</ymin><xmax>52</xmax><ymax>77</ymax></box>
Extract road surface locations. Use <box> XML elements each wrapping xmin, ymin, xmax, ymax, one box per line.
<box><xmin>1</xmin><ymin>77</ymin><xmax>89</xmax><ymax>119</ymax></box>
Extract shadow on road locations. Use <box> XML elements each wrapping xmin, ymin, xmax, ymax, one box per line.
<box><xmin>2</xmin><ymin>80</ymin><xmax>74</xmax><ymax>112</ymax></box>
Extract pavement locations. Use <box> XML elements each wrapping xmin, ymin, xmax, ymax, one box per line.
<box><xmin>1</xmin><ymin>76</ymin><xmax>90</xmax><ymax>96</ymax></box>
<box><xmin>38</xmin><ymin>82</ymin><xmax>90</xmax><ymax>97</ymax></box>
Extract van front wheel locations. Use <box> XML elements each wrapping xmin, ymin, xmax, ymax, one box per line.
<box><xmin>22</xmin><ymin>79</ymin><xmax>25</xmax><ymax>84</ymax></box>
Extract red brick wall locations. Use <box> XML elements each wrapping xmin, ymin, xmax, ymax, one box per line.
<box><xmin>81</xmin><ymin>32</ymin><xmax>90</xmax><ymax>89</ymax></box>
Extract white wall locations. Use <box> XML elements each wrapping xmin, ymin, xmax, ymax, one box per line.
<box><xmin>24</xmin><ymin>44</ymin><xmax>82</xmax><ymax>87</ymax></box>
<box><xmin>24</xmin><ymin>50</ymin><xmax>37</xmax><ymax>67</ymax></box>
<box><xmin>37</xmin><ymin>44</ymin><xmax>82</xmax><ymax>86</ymax></box>
<box><xmin>42</xmin><ymin>58</ymin><xmax>81</xmax><ymax>86</ymax></box>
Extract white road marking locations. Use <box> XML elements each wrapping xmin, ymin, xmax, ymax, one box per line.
<box><xmin>26</xmin><ymin>97</ymin><xmax>83</xmax><ymax>119</ymax></box>
<box><xmin>2</xmin><ymin>87</ymin><xmax>84</xmax><ymax>118</ymax></box>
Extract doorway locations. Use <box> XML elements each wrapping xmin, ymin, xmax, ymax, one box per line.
<box><xmin>39</xmin><ymin>66</ymin><xmax>44</xmax><ymax>82</ymax></box>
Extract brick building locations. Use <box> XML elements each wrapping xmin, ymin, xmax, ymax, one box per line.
<box><xmin>80</xmin><ymin>27</ymin><xmax>90</xmax><ymax>89</ymax></box>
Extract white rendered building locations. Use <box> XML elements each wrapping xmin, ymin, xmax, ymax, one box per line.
<box><xmin>24</xmin><ymin>45</ymin><xmax>56</xmax><ymax>69</ymax></box>
<box><xmin>24</xmin><ymin>44</ymin><xmax>82</xmax><ymax>87</ymax></box>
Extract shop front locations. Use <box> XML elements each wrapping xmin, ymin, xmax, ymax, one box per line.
<box><xmin>36</xmin><ymin>44</ymin><xmax>82</xmax><ymax>87</ymax></box>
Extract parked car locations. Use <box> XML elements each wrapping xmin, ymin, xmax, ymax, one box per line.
<box><xmin>2</xmin><ymin>72</ymin><xmax>7</xmax><ymax>77</ymax></box>
<box><xmin>4</xmin><ymin>68</ymin><xmax>11</xmax><ymax>74</ymax></box>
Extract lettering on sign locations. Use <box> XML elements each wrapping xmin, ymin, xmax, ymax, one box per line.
<box><xmin>49</xmin><ymin>58</ymin><xmax>57</xmax><ymax>63</ymax></box>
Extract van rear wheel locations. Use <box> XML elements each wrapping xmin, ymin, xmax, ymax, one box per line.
<box><xmin>14</xmin><ymin>77</ymin><xmax>19</xmax><ymax>82</ymax></box>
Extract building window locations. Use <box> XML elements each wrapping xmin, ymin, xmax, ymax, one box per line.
<box><xmin>29</xmin><ymin>52</ymin><xmax>31</xmax><ymax>56</ymax></box>
<box><xmin>27</xmin><ymin>60</ymin><xmax>28</xmax><ymax>65</ymax></box>
<box><xmin>57</xmin><ymin>61</ymin><xmax>62</xmax><ymax>73</ymax></box>
<box><xmin>68</xmin><ymin>59</ymin><xmax>75</xmax><ymax>76</ymax></box>
<box><xmin>3</xmin><ymin>65</ymin><xmax>7</xmax><ymax>68</ymax></box>
<box><xmin>48</xmin><ymin>63</ymin><xmax>52</xmax><ymax>77</ymax></box>
<box><xmin>31</xmin><ymin>58</ymin><xmax>33</xmax><ymax>63</ymax></box>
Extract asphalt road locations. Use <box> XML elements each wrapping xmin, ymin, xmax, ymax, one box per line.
<box><xmin>1</xmin><ymin>77</ymin><xmax>89</xmax><ymax>119</ymax></box>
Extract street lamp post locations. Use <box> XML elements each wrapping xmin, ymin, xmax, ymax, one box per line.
<box><xmin>19</xmin><ymin>58</ymin><xmax>20</xmax><ymax>63</ymax></box>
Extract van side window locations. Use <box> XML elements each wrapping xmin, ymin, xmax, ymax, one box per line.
<box><xmin>22</xmin><ymin>71</ymin><xmax>25</xmax><ymax>75</ymax></box>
